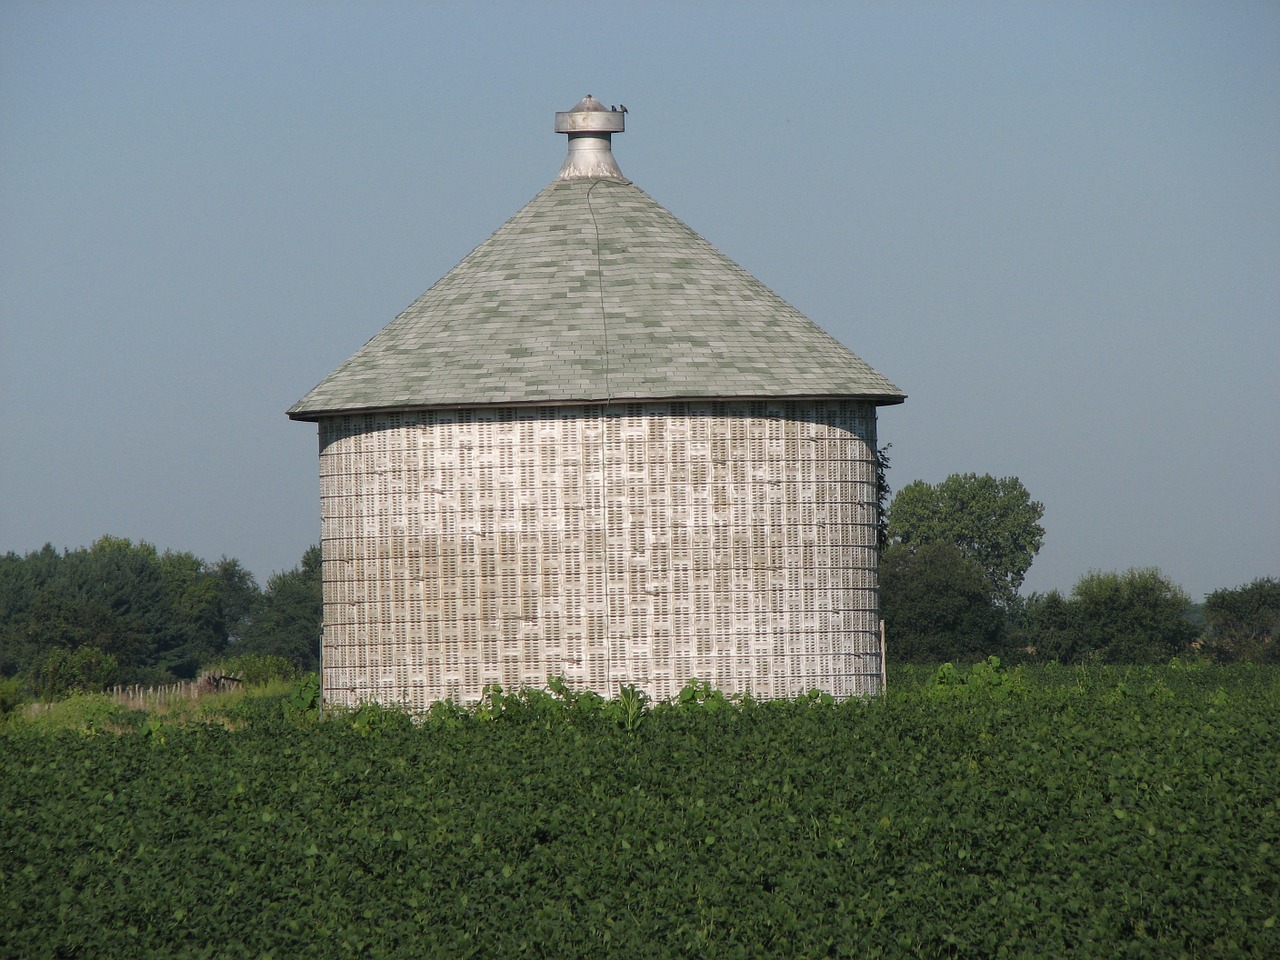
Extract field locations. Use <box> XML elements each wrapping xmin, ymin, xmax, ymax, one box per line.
<box><xmin>2</xmin><ymin>662</ymin><xmax>1277</xmax><ymax>959</ymax></box>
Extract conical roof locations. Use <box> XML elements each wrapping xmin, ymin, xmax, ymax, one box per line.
<box><xmin>288</xmin><ymin>99</ymin><xmax>903</xmax><ymax>421</ymax></box>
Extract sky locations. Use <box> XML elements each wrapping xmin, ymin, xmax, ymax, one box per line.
<box><xmin>2</xmin><ymin>1</ymin><xmax>1277</xmax><ymax>602</ymax></box>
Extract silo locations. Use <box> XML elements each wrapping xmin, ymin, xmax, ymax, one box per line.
<box><xmin>288</xmin><ymin>96</ymin><xmax>905</xmax><ymax>710</ymax></box>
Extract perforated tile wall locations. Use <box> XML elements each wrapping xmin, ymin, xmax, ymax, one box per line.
<box><xmin>317</xmin><ymin>400</ymin><xmax>883</xmax><ymax>710</ymax></box>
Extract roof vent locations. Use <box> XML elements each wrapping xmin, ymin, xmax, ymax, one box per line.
<box><xmin>555</xmin><ymin>94</ymin><xmax>627</xmax><ymax>181</ymax></box>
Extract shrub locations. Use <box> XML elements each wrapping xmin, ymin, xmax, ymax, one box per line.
<box><xmin>0</xmin><ymin>676</ymin><xmax>28</xmax><ymax>719</ymax></box>
<box><xmin>1202</xmin><ymin>577</ymin><xmax>1280</xmax><ymax>663</ymax></box>
<box><xmin>202</xmin><ymin>654</ymin><xmax>297</xmax><ymax>686</ymax></box>
<box><xmin>31</xmin><ymin>646</ymin><xmax>119</xmax><ymax>700</ymax></box>
<box><xmin>17</xmin><ymin>692</ymin><xmax>130</xmax><ymax>734</ymax></box>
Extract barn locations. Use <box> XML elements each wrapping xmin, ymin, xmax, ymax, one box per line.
<box><xmin>288</xmin><ymin>96</ymin><xmax>905</xmax><ymax>710</ymax></box>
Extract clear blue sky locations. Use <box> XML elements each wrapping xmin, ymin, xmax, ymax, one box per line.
<box><xmin>3</xmin><ymin>1</ymin><xmax>1277</xmax><ymax>601</ymax></box>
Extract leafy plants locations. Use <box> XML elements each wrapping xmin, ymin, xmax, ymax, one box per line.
<box><xmin>606</xmin><ymin>683</ymin><xmax>649</xmax><ymax>732</ymax></box>
<box><xmin>0</xmin><ymin>677</ymin><xmax>26</xmax><ymax>720</ymax></box>
<box><xmin>924</xmin><ymin>655</ymin><xmax>1020</xmax><ymax>701</ymax></box>
<box><xmin>202</xmin><ymin>653</ymin><xmax>297</xmax><ymax>686</ymax></box>
<box><xmin>30</xmin><ymin>645</ymin><xmax>119</xmax><ymax>699</ymax></box>
<box><xmin>350</xmin><ymin>699</ymin><xmax>413</xmax><ymax>737</ymax></box>
<box><xmin>2</xmin><ymin>666</ymin><xmax>1276</xmax><ymax>959</ymax></box>
<box><xmin>285</xmin><ymin>671</ymin><xmax>321</xmax><ymax>719</ymax></box>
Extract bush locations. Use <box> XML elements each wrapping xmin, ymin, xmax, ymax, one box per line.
<box><xmin>202</xmin><ymin>654</ymin><xmax>297</xmax><ymax>686</ymax></box>
<box><xmin>1202</xmin><ymin>577</ymin><xmax>1280</xmax><ymax>664</ymax></box>
<box><xmin>31</xmin><ymin>646</ymin><xmax>119</xmax><ymax>700</ymax></box>
<box><xmin>1016</xmin><ymin>568</ymin><xmax>1200</xmax><ymax>664</ymax></box>
<box><xmin>16</xmin><ymin>692</ymin><xmax>130</xmax><ymax>734</ymax></box>
<box><xmin>923</xmin><ymin>656</ymin><xmax>1021</xmax><ymax>702</ymax></box>
<box><xmin>0</xmin><ymin>677</ymin><xmax>28</xmax><ymax>719</ymax></box>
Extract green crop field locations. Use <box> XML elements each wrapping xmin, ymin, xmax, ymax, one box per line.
<box><xmin>2</xmin><ymin>663</ymin><xmax>1277</xmax><ymax>959</ymax></box>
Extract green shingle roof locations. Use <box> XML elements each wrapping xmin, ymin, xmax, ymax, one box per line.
<box><xmin>287</xmin><ymin>176</ymin><xmax>904</xmax><ymax>420</ymax></box>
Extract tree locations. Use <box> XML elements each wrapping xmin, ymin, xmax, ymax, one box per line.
<box><xmin>0</xmin><ymin>538</ymin><xmax>267</xmax><ymax>689</ymax></box>
<box><xmin>158</xmin><ymin>551</ymin><xmax>261</xmax><ymax>677</ymax></box>
<box><xmin>887</xmin><ymin>474</ymin><xmax>1045</xmax><ymax>607</ymax></box>
<box><xmin>1201</xmin><ymin>577</ymin><xmax>1280</xmax><ymax>663</ymax></box>
<box><xmin>237</xmin><ymin>546</ymin><xmax>322</xmax><ymax>672</ymax></box>
<box><xmin>874</xmin><ymin>443</ymin><xmax>892</xmax><ymax>552</ymax></box>
<box><xmin>880</xmin><ymin>542</ymin><xmax>1006</xmax><ymax>663</ymax></box>
<box><xmin>76</xmin><ymin>536</ymin><xmax>187</xmax><ymax>681</ymax></box>
<box><xmin>10</xmin><ymin>538</ymin><xmax>173</xmax><ymax>681</ymax></box>
<box><xmin>1013</xmin><ymin>590</ymin><xmax>1087</xmax><ymax>663</ymax></box>
<box><xmin>1022</xmin><ymin>567</ymin><xmax>1198</xmax><ymax>664</ymax></box>
<box><xmin>159</xmin><ymin>549</ymin><xmax>223</xmax><ymax>676</ymax></box>
<box><xmin>210</xmin><ymin>557</ymin><xmax>260</xmax><ymax>648</ymax></box>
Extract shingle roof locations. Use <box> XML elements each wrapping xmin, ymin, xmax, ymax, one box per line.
<box><xmin>287</xmin><ymin>175</ymin><xmax>904</xmax><ymax>420</ymax></box>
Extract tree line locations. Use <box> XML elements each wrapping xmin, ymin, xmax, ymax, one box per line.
<box><xmin>881</xmin><ymin>472</ymin><xmax>1278</xmax><ymax>666</ymax></box>
<box><xmin>1</xmin><ymin>471</ymin><xmax>1275</xmax><ymax>700</ymax></box>
<box><xmin>0</xmin><ymin>537</ymin><xmax>320</xmax><ymax>698</ymax></box>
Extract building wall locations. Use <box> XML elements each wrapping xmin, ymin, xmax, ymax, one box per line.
<box><xmin>317</xmin><ymin>400</ymin><xmax>883</xmax><ymax>710</ymax></box>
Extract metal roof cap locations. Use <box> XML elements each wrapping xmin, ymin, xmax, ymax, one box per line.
<box><xmin>555</xmin><ymin>94</ymin><xmax>626</xmax><ymax>181</ymax></box>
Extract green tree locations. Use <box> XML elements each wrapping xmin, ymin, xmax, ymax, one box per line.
<box><xmin>0</xmin><ymin>538</ymin><xmax>265</xmax><ymax>687</ymax></box>
<box><xmin>237</xmin><ymin>546</ymin><xmax>322</xmax><ymax>671</ymax></box>
<box><xmin>158</xmin><ymin>551</ymin><xmax>262</xmax><ymax>677</ymax></box>
<box><xmin>210</xmin><ymin>557</ymin><xmax>260</xmax><ymax>647</ymax></box>
<box><xmin>887</xmin><ymin>474</ymin><xmax>1046</xmax><ymax>607</ymax></box>
<box><xmin>159</xmin><ymin>549</ymin><xmax>222</xmax><ymax>676</ymax></box>
<box><xmin>1025</xmin><ymin>567</ymin><xmax>1198</xmax><ymax>664</ymax></box>
<box><xmin>880</xmin><ymin>541</ymin><xmax>1006</xmax><ymax>663</ymax></box>
<box><xmin>1009</xmin><ymin>590</ymin><xmax>1080</xmax><ymax>662</ymax></box>
<box><xmin>14</xmin><ymin>539</ymin><xmax>164</xmax><ymax>678</ymax></box>
<box><xmin>1201</xmin><ymin>577</ymin><xmax>1280</xmax><ymax>663</ymax></box>
<box><xmin>874</xmin><ymin>443</ymin><xmax>892</xmax><ymax>551</ymax></box>
<box><xmin>75</xmin><ymin>536</ymin><xmax>185</xmax><ymax>680</ymax></box>
<box><xmin>0</xmin><ymin>545</ymin><xmax>73</xmax><ymax>678</ymax></box>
